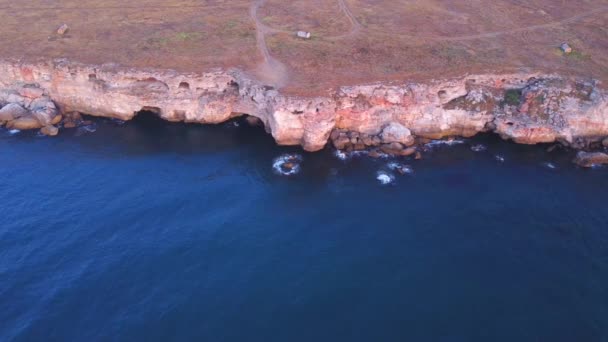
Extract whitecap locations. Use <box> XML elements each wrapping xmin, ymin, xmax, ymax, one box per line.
<box><xmin>272</xmin><ymin>154</ymin><xmax>303</xmax><ymax>176</ymax></box>
<box><xmin>334</xmin><ymin>149</ymin><xmax>349</xmax><ymax>161</ymax></box>
<box><xmin>8</xmin><ymin>129</ymin><xmax>20</xmax><ymax>135</ymax></box>
<box><xmin>471</xmin><ymin>144</ymin><xmax>487</xmax><ymax>152</ymax></box>
<box><xmin>544</xmin><ymin>162</ymin><xmax>557</xmax><ymax>169</ymax></box>
<box><xmin>495</xmin><ymin>155</ymin><xmax>505</xmax><ymax>162</ymax></box>
<box><xmin>387</xmin><ymin>162</ymin><xmax>414</xmax><ymax>175</ymax></box>
<box><xmin>376</xmin><ymin>171</ymin><xmax>395</xmax><ymax>185</ymax></box>
<box><xmin>425</xmin><ymin>138</ymin><xmax>465</xmax><ymax>148</ymax></box>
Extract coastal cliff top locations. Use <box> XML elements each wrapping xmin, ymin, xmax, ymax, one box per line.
<box><xmin>1</xmin><ymin>0</ymin><xmax>607</xmax><ymax>95</ymax></box>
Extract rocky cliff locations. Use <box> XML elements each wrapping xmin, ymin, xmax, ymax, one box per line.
<box><xmin>1</xmin><ymin>59</ymin><xmax>607</xmax><ymax>154</ymax></box>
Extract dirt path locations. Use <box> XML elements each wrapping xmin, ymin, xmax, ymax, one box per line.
<box><xmin>250</xmin><ymin>0</ymin><xmax>289</xmax><ymax>87</ymax></box>
<box><xmin>338</xmin><ymin>0</ymin><xmax>362</xmax><ymax>32</ymax></box>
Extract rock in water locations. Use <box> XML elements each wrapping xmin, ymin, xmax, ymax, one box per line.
<box><xmin>602</xmin><ymin>138</ymin><xmax>608</xmax><ymax>148</ymax></box>
<box><xmin>40</xmin><ymin>125</ymin><xmax>59</xmax><ymax>136</ymax></box>
<box><xmin>7</xmin><ymin>115</ymin><xmax>43</xmax><ymax>130</ymax></box>
<box><xmin>387</xmin><ymin>162</ymin><xmax>414</xmax><ymax>175</ymax></box>
<box><xmin>273</xmin><ymin>154</ymin><xmax>303</xmax><ymax>176</ymax></box>
<box><xmin>573</xmin><ymin>151</ymin><xmax>608</xmax><ymax>168</ymax></box>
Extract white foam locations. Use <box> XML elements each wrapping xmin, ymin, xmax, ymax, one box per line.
<box><xmin>334</xmin><ymin>149</ymin><xmax>370</xmax><ymax>161</ymax></box>
<box><xmin>471</xmin><ymin>144</ymin><xmax>487</xmax><ymax>152</ymax></box>
<box><xmin>495</xmin><ymin>155</ymin><xmax>505</xmax><ymax>162</ymax></box>
<box><xmin>8</xmin><ymin>129</ymin><xmax>20</xmax><ymax>135</ymax></box>
<box><xmin>387</xmin><ymin>162</ymin><xmax>414</xmax><ymax>175</ymax></box>
<box><xmin>544</xmin><ymin>162</ymin><xmax>557</xmax><ymax>169</ymax></box>
<box><xmin>272</xmin><ymin>154</ymin><xmax>302</xmax><ymax>176</ymax></box>
<box><xmin>376</xmin><ymin>171</ymin><xmax>395</xmax><ymax>185</ymax></box>
<box><xmin>334</xmin><ymin>150</ymin><xmax>349</xmax><ymax>161</ymax></box>
<box><xmin>425</xmin><ymin>138</ymin><xmax>465</xmax><ymax>148</ymax></box>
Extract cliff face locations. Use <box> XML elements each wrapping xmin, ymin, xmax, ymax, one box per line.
<box><xmin>0</xmin><ymin>59</ymin><xmax>607</xmax><ymax>151</ymax></box>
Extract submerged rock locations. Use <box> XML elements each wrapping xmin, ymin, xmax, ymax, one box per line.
<box><xmin>376</xmin><ymin>171</ymin><xmax>395</xmax><ymax>185</ymax></box>
<box><xmin>273</xmin><ymin>154</ymin><xmax>303</xmax><ymax>176</ymax></box>
<box><xmin>387</xmin><ymin>162</ymin><xmax>414</xmax><ymax>175</ymax></box>
<box><xmin>573</xmin><ymin>151</ymin><xmax>608</xmax><ymax>168</ymax></box>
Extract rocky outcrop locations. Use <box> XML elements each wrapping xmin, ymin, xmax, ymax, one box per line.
<box><xmin>0</xmin><ymin>84</ymin><xmax>59</xmax><ymax>133</ymax></box>
<box><xmin>573</xmin><ymin>151</ymin><xmax>608</xmax><ymax>167</ymax></box>
<box><xmin>0</xmin><ymin>59</ymin><xmax>607</xmax><ymax>153</ymax></box>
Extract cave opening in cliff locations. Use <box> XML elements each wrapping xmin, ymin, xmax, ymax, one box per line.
<box><xmin>136</xmin><ymin>106</ymin><xmax>162</xmax><ymax>118</ymax></box>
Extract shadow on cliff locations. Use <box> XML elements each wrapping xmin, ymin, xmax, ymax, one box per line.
<box><xmin>64</xmin><ymin>112</ymin><xmax>280</xmax><ymax>157</ymax></box>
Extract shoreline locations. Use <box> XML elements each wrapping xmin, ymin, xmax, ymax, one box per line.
<box><xmin>1</xmin><ymin>59</ymin><xmax>608</xmax><ymax>166</ymax></box>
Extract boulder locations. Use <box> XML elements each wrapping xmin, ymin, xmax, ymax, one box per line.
<box><xmin>603</xmin><ymin>138</ymin><xmax>608</xmax><ymax>148</ymax></box>
<box><xmin>0</xmin><ymin>103</ymin><xmax>29</xmax><ymax>121</ymax></box>
<box><xmin>380</xmin><ymin>142</ymin><xmax>405</xmax><ymax>155</ymax></box>
<box><xmin>40</xmin><ymin>125</ymin><xmax>59</xmax><ymax>136</ymax></box>
<box><xmin>7</xmin><ymin>115</ymin><xmax>43</xmax><ymax>130</ymax></box>
<box><xmin>381</xmin><ymin>122</ymin><xmax>415</xmax><ymax>146</ymax></box>
<box><xmin>18</xmin><ymin>86</ymin><xmax>44</xmax><ymax>99</ymax></box>
<box><xmin>400</xmin><ymin>147</ymin><xmax>417</xmax><ymax>157</ymax></box>
<box><xmin>573</xmin><ymin>152</ymin><xmax>608</xmax><ymax>168</ymax></box>
<box><xmin>6</xmin><ymin>93</ymin><xmax>29</xmax><ymax>107</ymax></box>
<box><xmin>51</xmin><ymin>114</ymin><xmax>63</xmax><ymax>125</ymax></box>
<box><xmin>332</xmin><ymin>132</ymin><xmax>351</xmax><ymax>150</ymax></box>
<box><xmin>30</xmin><ymin>98</ymin><xmax>58</xmax><ymax>126</ymax></box>
<box><xmin>368</xmin><ymin>149</ymin><xmax>383</xmax><ymax>158</ymax></box>
<box><xmin>57</xmin><ymin>24</ymin><xmax>69</xmax><ymax>35</ymax></box>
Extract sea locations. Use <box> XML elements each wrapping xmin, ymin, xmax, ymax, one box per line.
<box><xmin>1</xmin><ymin>114</ymin><xmax>607</xmax><ymax>341</ymax></box>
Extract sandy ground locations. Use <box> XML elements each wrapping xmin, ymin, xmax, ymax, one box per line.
<box><xmin>0</xmin><ymin>0</ymin><xmax>607</xmax><ymax>95</ymax></box>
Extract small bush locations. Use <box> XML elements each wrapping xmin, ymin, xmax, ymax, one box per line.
<box><xmin>503</xmin><ymin>89</ymin><xmax>522</xmax><ymax>106</ymax></box>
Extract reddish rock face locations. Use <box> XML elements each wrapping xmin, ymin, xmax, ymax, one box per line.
<box><xmin>0</xmin><ymin>59</ymin><xmax>607</xmax><ymax>152</ymax></box>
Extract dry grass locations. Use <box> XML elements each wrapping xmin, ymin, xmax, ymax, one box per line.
<box><xmin>0</xmin><ymin>0</ymin><xmax>607</xmax><ymax>95</ymax></box>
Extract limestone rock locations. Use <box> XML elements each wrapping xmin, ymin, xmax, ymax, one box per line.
<box><xmin>0</xmin><ymin>103</ymin><xmax>28</xmax><ymax>121</ymax></box>
<box><xmin>381</xmin><ymin>122</ymin><xmax>415</xmax><ymax>146</ymax></box>
<box><xmin>7</xmin><ymin>115</ymin><xmax>43</xmax><ymax>130</ymax></box>
<box><xmin>18</xmin><ymin>86</ymin><xmax>44</xmax><ymax>99</ymax></box>
<box><xmin>573</xmin><ymin>151</ymin><xmax>608</xmax><ymax>168</ymax></box>
<box><xmin>40</xmin><ymin>125</ymin><xmax>59</xmax><ymax>136</ymax></box>
<box><xmin>29</xmin><ymin>97</ymin><xmax>58</xmax><ymax>126</ymax></box>
<box><xmin>0</xmin><ymin>60</ymin><xmax>606</xmax><ymax>152</ymax></box>
<box><xmin>380</xmin><ymin>142</ymin><xmax>405</xmax><ymax>155</ymax></box>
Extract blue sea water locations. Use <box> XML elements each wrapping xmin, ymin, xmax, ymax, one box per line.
<box><xmin>1</xmin><ymin>115</ymin><xmax>607</xmax><ymax>341</ymax></box>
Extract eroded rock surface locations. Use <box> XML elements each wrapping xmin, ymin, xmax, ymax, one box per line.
<box><xmin>0</xmin><ymin>59</ymin><xmax>607</xmax><ymax>154</ymax></box>
<box><xmin>573</xmin><ymin>151</ymin><xmax>608</xmax><ymax>168</ymax></box>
